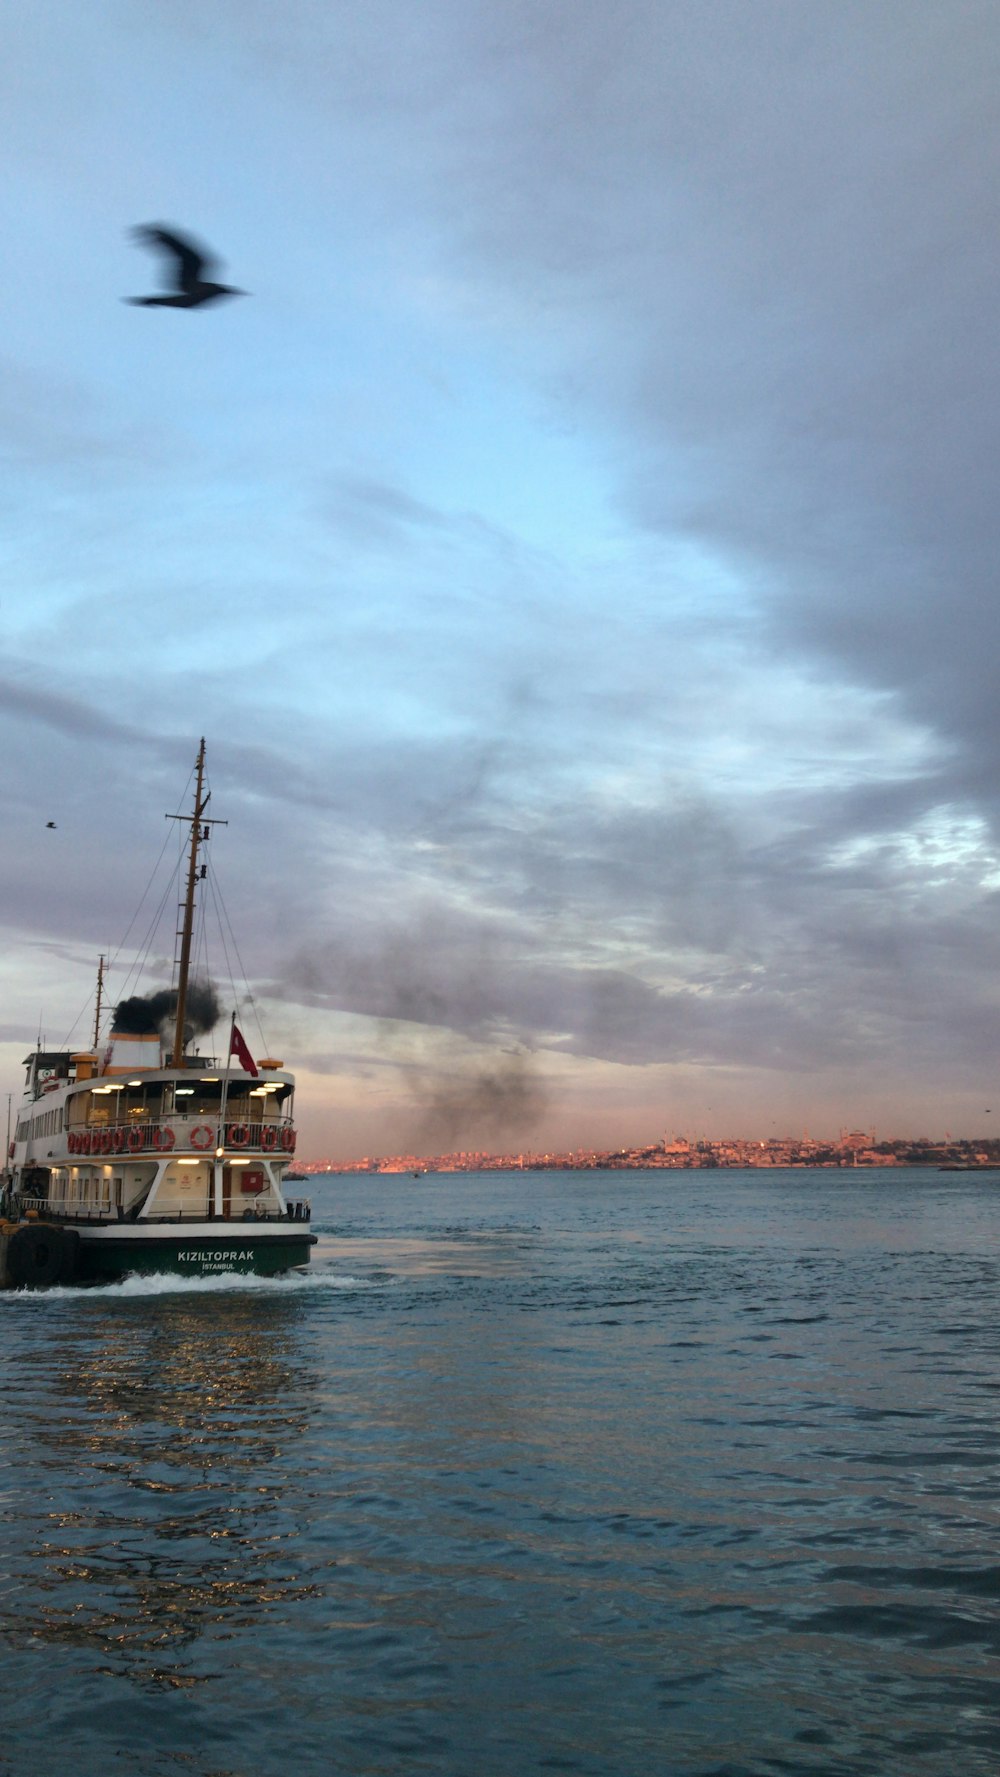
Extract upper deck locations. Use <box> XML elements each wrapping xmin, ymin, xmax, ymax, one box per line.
<box><xmin>15</xmin><ymin>1061</ymin><xmax>296</xmax><ymax>1160</ymax></box>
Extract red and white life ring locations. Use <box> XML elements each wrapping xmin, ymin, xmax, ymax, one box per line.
<box><xmin>127</xmin><ymin>1127</ymin><xmax>144</xmax><ymax>1153</ymax></box>
<box><xmin>281</xmin><ymin>1127</ymin><xmax>295</xmax><ymax>1152</ymax></box>
<box><xmin>153</xmin><ymin>1126</ymin><xmax>175</xmax><ymax>1151</ymax></box>
<box><xmin>227</xmin><ymin>1123</ymin><xmax>248</xmax><ymax>1147</ymax></box>
<box><xmin>112</xmin><ymin>1128</ymin><xmax>127</xmax><ymax>1154</ymax></box>
<box><xmin>261</xmin><ymin>1125</ymin><xmax>277</xmax><ymax>1151</ymax></box>
<box><xmin>189</xmin><ymin>1124</ymin><xmax>214</xmax><ymax>1151</ymax></box>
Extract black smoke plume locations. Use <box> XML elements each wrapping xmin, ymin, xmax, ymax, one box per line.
<box><xmin>112</xmin><ymin>981</ymin><xmax>221</xmax><ymax>1041</ymax></box>
<box><xmin>414</xmin><ymin>1048</ymin><xmax>546</xmax><ymax>1150</ymax></box>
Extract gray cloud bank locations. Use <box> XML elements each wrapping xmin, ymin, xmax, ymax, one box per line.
<box><xmin>4</xmin><ymin>2</ymin><xmax>1000</xmax><ymax>1138</ymax></box>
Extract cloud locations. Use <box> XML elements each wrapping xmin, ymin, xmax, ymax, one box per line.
<box><xmin>4</xmin><ymin>2</ymin><xmax>1000</xmax><ymax>1145</ymax></box>
<box><xmin>0</xmin><ymin>674</ymin><xmax>149</xmax><ymax>746</ymax></box>
<box><xmin>324</xmin><ymin>471</ymin><xmax>448</xmax><ymax>546</ymax></box>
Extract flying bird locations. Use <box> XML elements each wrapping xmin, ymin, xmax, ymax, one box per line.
<box><xmin>45</xmin><ymin>821</ymin><xmax>56</xmax><ymax>829</ymax></box>
<box><xmin>126</xmin><ymin>225</ymin><xmax>247</xmax><ymax>308</ymax></box>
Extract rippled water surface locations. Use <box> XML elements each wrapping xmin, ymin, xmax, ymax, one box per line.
<box><xmin>2</xmin><ymin>1167</ymin><xmax>1000</xmax><ymax>1776</ymax></box>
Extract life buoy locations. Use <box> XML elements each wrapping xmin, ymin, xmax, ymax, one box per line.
<box><xmin>190</xmin><ymin>1124</ymin><xmax>214</xmax><ymax>1151</ymax></box>
<box><xmin>153</xmin><ymin>1126</ymin><xmax>175</xmax><ymax>1151</ymax></box>
<box><xmin>112</xmin><ymin>1128</ymin><xmax>126</xmax><ymax>1153</ymax></box>
<box><xmin>67</xmin><ymin>1132</ymin><xmax>77</xmax><ymax>1154</ymax></box>
<box><xmin>280</xmin><ymin>1127</ymin><xmax>294</xmax><ymax>1152</ymax></box>
<box><xmin>261</xmin><ymin>1125</ymin><xmax>277</xmax><ymax>1151</ymax></box>
<box><xmin>127</xmin><ymin>1128</ymin><xmax>143</xmax><ymax>1153</ymax></box>
<box><xmin>227</xmin><ymin>1123</ymin><xmax>248</xmax><ymax>1147</ymax></box>
<box><xmin>100</xmin><ymin>1130</ymin><xmax>113</xmax><ymax>1155</ymax></box>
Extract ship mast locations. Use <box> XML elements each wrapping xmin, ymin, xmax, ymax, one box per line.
<box><xmin>167</xmin><ymin>740</ymin><xmax>226</xmax><ymax>1068</ymax></box>
<box><xmin>92</xmin><ymin>955</ymin><xmax>105</xmax><ymax>1051</ymax></box>
<box><xmin>172</xmin><ymin>741</ymin><xmax>207</xmax><ymax>1067</ymax></box>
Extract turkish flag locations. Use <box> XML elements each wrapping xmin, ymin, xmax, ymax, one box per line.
<box><xmin>230</xmin><ymin>1023</ymin><xmax>259</xmax><ymax>1077</ymax></box>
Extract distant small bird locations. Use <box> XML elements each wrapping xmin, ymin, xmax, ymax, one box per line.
<box><xmin>45</xmin><ymin>821</ymin><xmax>56</xmax><ymax>829</ymax></box>
<box><xmin>126</xmin><ymin>225</ymin><xmax>247</xmax><ymax>308</ymax></box>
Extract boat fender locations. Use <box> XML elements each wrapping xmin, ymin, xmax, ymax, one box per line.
<box><xmin>228</xmin><ymin>1124</ymin><xmax>248</xmax><ymax>1147</ymax></box>
<box><xmin>6</xmin><ymin>1224</ymin><xmax>70</xmax><ymax>1289</ymax></box>
<box><xmin>190</xmin><ymin>1125</ymin><xmax>214</xmax><ymax>1150</ymax></box>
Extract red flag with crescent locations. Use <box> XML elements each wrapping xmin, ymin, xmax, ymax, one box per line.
<box><xmin>230</xmin><ymin>1023</ymin><xmax>258</xmax><ymax>1077</ymax></box>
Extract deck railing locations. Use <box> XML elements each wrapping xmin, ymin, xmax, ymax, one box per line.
<box><xmin>17</xmin><ymin>1195</ymin><xmax>310</xmax><ymax>1224</ymax></box>
<box><xmin>65</xmin><ymin>1116</ymin><xmax>297</xmax><ymax>1159</ymax></box>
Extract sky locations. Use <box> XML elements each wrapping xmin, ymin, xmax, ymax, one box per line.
<box><xmin>3</xmin><ymin>0</ymin><xmax>1000</xmax><ymax>1159</ymax></box>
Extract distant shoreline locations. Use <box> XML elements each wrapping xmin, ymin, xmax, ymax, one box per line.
<box><xmin>293</xmin><ymin>1140</ymin><xmax>1000</xmax><ymax>1176</ymax></box>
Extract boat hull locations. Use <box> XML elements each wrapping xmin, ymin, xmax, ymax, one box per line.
<box><xmin>75</xmin><ymin>1224</ymin><xmax>317</xmax><ymax>1282</ymax></box>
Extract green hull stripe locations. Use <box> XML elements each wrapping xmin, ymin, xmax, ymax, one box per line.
<box><xmin>78</xmin><ymin>1234</ymin><xmax>316</xmax><ymax>1280</ymax></box>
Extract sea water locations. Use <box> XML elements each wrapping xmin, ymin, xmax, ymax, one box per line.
<box><xmin>1</xmin><ymin>1167</ymin><xmax>998</xmax><ymax>1776</ymax></box>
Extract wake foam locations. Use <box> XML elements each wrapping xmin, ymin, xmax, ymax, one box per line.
<box><xmin>0</xmin><ymin>1264</ymin><xmax>378</xmax><ymax>1302</ymax></box>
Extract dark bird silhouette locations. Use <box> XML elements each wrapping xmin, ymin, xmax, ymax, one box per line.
<box><xmin>45</xmin><ymin>821</ymin><xmax>56</xmax><ymax>829</ymax></box>
<box><xmin>126</xmin><ymin>225</ymin><xmax>247</xmax><ymax>308</ymax></box>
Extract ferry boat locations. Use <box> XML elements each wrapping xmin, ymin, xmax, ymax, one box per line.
<box><xmin>0</xmin><ymin>741</ymin><xmax>316</xmax><ymax>1287</ymax></box>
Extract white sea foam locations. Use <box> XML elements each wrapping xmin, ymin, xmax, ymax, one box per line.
<box><xmin>0</xmin><ymin>1264</ymin><xmax>377</xmax><ymax>1302</ymax></box>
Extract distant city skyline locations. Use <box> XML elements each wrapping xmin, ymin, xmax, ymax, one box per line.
<box><xmin>4</xmin><ymin>4</ymin><xmax>1000</xmax><ymax>1159</ymax></box>
<box><xmin>297</xmin><ymin>1128</ymin><xmax>1000</xmax><ymax>1175</ymax></box>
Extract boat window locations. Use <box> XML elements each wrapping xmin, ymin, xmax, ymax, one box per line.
<box><xmin>68</xmin><ymin>1092</ymin><xmax>91</xmax><ymax>1127</ymax></box>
